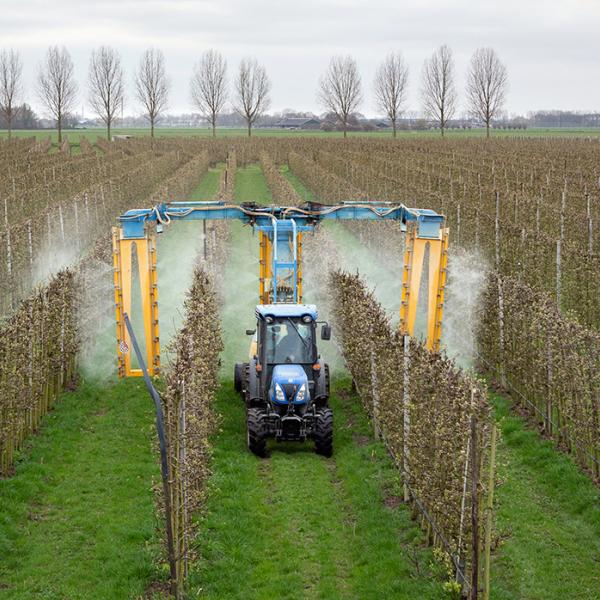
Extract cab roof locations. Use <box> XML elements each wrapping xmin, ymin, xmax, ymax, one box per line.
<box><xmin>255</xmin><ymin>304</ymin><xmax>318</xmax><ymax>320</ymax></box>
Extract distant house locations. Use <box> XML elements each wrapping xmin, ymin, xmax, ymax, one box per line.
<box><xmin>276</xmin><ymin>117</ymin><xmax>321</xmax><ymax>130</ymax></box>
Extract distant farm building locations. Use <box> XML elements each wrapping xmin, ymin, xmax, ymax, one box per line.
<box><xmin>276</xmin><ymin>117</ymin><xmax>321</xmax><ymax>130</ymax></box>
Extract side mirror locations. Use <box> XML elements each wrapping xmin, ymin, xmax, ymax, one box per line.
<box><xmin>321</xmin><ymin>324</ymin><xmax>332</xmax><ymax>341</ymax></box>
<box><xmin>246</xmin><ymin>329</ymin><xmax>256</xmax><ymax>336</ymax></box>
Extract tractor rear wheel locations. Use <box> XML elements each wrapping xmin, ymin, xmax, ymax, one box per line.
<box><xmin>247</xmin><ymin>408</ymin><xmax>267</xmax><ymax>457</ymax></box>
<box><xmin>314</xmin><ymin>408</ymin><xmax>333</xmax><ymax>457</ymax></box>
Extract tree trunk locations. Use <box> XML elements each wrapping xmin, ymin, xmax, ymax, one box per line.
<box><xmin>486</xmin><ymin>121</ymin><xmax>490</xmax><ymax>139</ymax></box>
<box><xmin>107</xmin><ymin>120</ymin><xmax>111</xmax><ymax>142</ymax></box>
<box><xmin>212</xmin><ymin>117</ymin><xmax>216</xmax><ymax>138</ymax></box>
<box><xmin>57</xmin><ymin>114</ymin><xmax>62</xmax><ymax>144</ymax></box>
<box><xmin>392</xmin><ymin>121</ymin><xmax>397</xmax><ymax>138</ymax></box>
<box><xmin>343</xmin><ymin>121</ymin><xmax>347</xmax><ymax>138</ymax></box>
<box><xmin>7</xmin><ymin>115</ymin><xmax>12</xmax><ymax>141</ymax></box>
<box><xmin>247</xmin><ymin>121</ymin><xmax>252</xmax><ymax>138</ymax></box>
<box><xmin>150</xmin><ymin>117</ymin><xmax>155</xmax><ymax>138</ymax></box>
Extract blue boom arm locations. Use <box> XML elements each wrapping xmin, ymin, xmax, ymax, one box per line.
<box><xmin>118</xmin><ymin>200</ymin><xmax>445</xmax><ymax>239</ymax></box>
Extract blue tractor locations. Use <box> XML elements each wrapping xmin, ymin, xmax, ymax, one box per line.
<box><xmin>234</xmin><ymin>304</ymin><xmax>333</xmax><ymax>457</ymax></box>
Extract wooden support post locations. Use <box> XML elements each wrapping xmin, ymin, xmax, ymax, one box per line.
<box><xmin>403</xmin><ymin>335</ymin><xmax>411</xmax><ymax>502</ymax></box>
<box><xmin>470</xmin><ymin>408</ymin><xmax>479</xmax><ymax>600</ymax></box>
<box><xmin>369</xmin><ymin>323</ymin><xmax>380</xmax><ymax>440</ymax></box>
<box><xmin>482</xmin><ymin>424</ymin><xmax>498</xmax><ymax>600</ymax></box>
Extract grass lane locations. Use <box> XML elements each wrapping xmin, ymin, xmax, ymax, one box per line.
<box><xmin>191</xmin><ymin>163</ymin><xmax>444</xmax><ymax>599</ymax></box>
<box><xmin>235</xmin><ymin>163</ymin><xmax>273</xmax><ymax>203</ymax></box>
<box><xmin>0</xmin><ymin>380</ymin><xmax>159</xmax><ymax>600</ymax></box>
<box><xmin>490</xmin><ymin>394</ymin><xmax>600</xmax><ymax>600</ymax></box>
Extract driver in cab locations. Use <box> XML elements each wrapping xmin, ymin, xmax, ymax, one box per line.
<box><xmin>276</xmin><ymin>325</ymin><xmax>298</xmax><ymax>362</ymax></box>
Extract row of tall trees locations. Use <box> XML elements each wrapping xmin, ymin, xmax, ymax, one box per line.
<box><xmin>189</xmin><ymin>45</ymin><xmax>507</xmax><ymax>139</ymax></box>
<box><xmin>0</xmin><ymin>44</ymin><xmax>508</xmax><ymax>140</ymax></box>
<box><xmin>0</xmin><ymin>46</ymin><xmax>271</xmax><ymax>141</ymax></box>
<box><xmin>322</xmin><ymin>45</ymin><xmax>508</xmax><ymax>138</ymax></box>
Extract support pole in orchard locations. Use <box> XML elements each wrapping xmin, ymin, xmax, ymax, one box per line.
<box><xmin>403</xmin><ymin>334</ymin><xmax>411</xmax><ymax>503</ymax></box>
<box><xmin>470</xmin><ymin>404</ymin><xmax>479</xmax><ymax>600</ymax></box>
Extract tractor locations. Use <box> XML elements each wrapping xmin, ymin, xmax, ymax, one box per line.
<box><xmin>234</xmin><ymin>304</ymin><xmax>333</xmax><ymax>457</ymax></box>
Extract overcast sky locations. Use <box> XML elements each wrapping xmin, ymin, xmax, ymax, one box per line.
<box><xmin>2</xmin><ymin>0</ymin><xmax>599</xmax><ymax>119</ymax></box>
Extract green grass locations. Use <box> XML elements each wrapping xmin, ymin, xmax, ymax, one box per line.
<box><xmin>0</xmin><ymin>164</ymin><xmax>222</xmax><ymax>599</ymax></box>
<box><xmin>3</xmin><ymin>127</ymin><xmax>600</xmax><ymax>147</ymax></box>
<box><xmin>489</xmin><ymin>393</ymin><xmax>600</xmax><ymax>600</ymax></box>
<box><xmin>190</xmin><ymin>164</ymin><xmax>224</xmax><ymax>199</ymax></box>
<box><xmin>280</xmin><ymin>164</ymin><xmax>317</xmax><ymax>202</ymax></box>
<box><xmin>234</xmin><ymin>163</ymin><xmax>273</xmax><ymax>204</ymax></box>
<box><xmin>0</xmin><ymin>379</ymin><xmax>161</xmax><ymax>600</ymax></box>
<box><xmin>190</xmin><ymin>379</ymin><xmax>444</xmax><ymax>600</ymax></box>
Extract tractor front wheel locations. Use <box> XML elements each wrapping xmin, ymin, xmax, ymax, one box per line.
<box><xmin>247</xmin><ymin>408</ymin><xmax>268</xmax><ymax>457</ymax></box>
<box><xmin>234</xmin><ymin>363</ymin><xmax>245</xmax><ymax>393</ymax></box>
<box><xmin>314</xmin><ymin>408</ymin><xmax>333</xmax><ymax>457</ymax></box>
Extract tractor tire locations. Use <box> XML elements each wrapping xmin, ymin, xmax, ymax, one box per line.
<box><xmin>247</xmin><ymin>408</ymin><xmax>268</xmax><ymax>457</ymax></box>
<box><xmin>314</xmin><ymin>408</ymin><xmax>333</xmax><ymax>457</ymax></box>
<box><xmin>234</xmin><ymin>363</ymin><xmax>245</xmax><ymax>393</ymax></box>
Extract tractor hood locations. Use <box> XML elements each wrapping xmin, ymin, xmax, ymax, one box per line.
<box><xmin>270</xmin><ymin>364</ymin><xmax>309</xmax><ymax>404</ymax></box>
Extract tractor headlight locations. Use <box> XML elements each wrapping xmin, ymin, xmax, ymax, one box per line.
<box><xmin>275</xmin><ymin>383</ymin><xmax>285</xmax><ymax>402</ymax></box>
<box><xmin>295</xmin><ymin>383</ymin><xmax>307</xmax><ymax>402</ymax></box>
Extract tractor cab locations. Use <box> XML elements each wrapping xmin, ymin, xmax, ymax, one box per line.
<box><xmin>234</xmin><ymin>304</ymin><xmax>333</xmax><ymax>457</ymax></box>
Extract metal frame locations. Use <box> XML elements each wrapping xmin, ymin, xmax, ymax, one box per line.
<box><xmin>258</xmin><ymin>219</ymin><xmax>303</xmax><ymax>304</ymax></box>
<box><xmin>113</xmin><ymin>200</ymin><xmax>448</xmax><ymax>377</ymax></box>
<box><xmin>113</xmin><ymin>226</ymin><xmax>160</xmax><ymax>377</ymax></box>
<box><xmin>400</xmin><ymin>223</ymin><xmax>449</xmax><ymax>351</ymax></box>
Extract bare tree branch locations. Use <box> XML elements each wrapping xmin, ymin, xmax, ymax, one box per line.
<box><xmin>466</xmin><ymin>47</ymin><xmax>508</xmax><ymax>138</ymax></box>
<box><xmin>135</xmin><ymin>48</ymin><xmax>170</xmax><ymax>138</ymax></box>
<box><xmin>190</xmin><ymin>49</ymin><xmax>227</xmax><ymax>138</ymax></box>
<box><xmin>89</xmin><ymin>46</ymin><xmax>124</xmax><ymax>141</ymax></box>
<box><xmin>421</xmin><ymin>44</ymin><xmax>457</xmax><ymax>137</ymax></box>
<box><xmin>37</xmin><ymin>46</ymin><xmax>78</xmax><ymax>144</ymax></box>
<box><xmin>0</xmin><ymin>49</ymin><xmax>23</xmax><ymax>140</ymax></box>
<box><xmin>234</xmin><ymin>58</ymin><xmax>270</xmax><ymax>137</ymax></box>
<box><xmin>374</xmin><ymin>52</ymin><xmax>408</xmax><ymax>138</ymax></box>
<box><xmin>318</xmin><ymin>55</ymin><xmax>362</xmax><ymax>138</ymax></box>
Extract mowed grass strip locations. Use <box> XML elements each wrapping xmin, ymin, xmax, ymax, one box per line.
<box><xmin>234</xmin><ymin>164</ymin><xmax>272</xmax><ymax>205</ymax></box>
<box><xmin>193</xmin><ymin>379</ymin><xmax>444</xmax><ymax>600</ymax></box>
<box><xmin>190</xmin><ymin>162</ymin><xmax>444</xmax><ymax>599</ymax></box>
<box><xmin>490</xmin><ymin>393</ymin><xmax>600</xmax><ymax>600</ymax></box>
<box><xmin>190</xmin><ymin>163</ymin><xmax>224</xmax><ymax>200</ymax></box>
<box><xmin>0</xmin><ymin>380</ymin><xmax>159</xmax><ymax>600</ymax></box>
<box><xmin>4</xmin><ymin>128</ymin><xmax>600</xmax><ymax>145</ymax></box>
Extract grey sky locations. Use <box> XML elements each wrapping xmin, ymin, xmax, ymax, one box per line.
<box><xmin>2</xmin><ymin>0</ymin><xmax>599</xmax><ymax>119</ymax></box>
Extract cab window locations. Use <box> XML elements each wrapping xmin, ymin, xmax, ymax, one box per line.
<box><xmin>265</xmin><ymin>320</ymin><xmax>315</xmax><ymax>364</ymax></box>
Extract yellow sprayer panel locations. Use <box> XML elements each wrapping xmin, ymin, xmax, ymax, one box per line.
<box><xmin>113</xmin><ymin>228</ymin><xmax>160</xmax><ymax>377</ymax></box>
